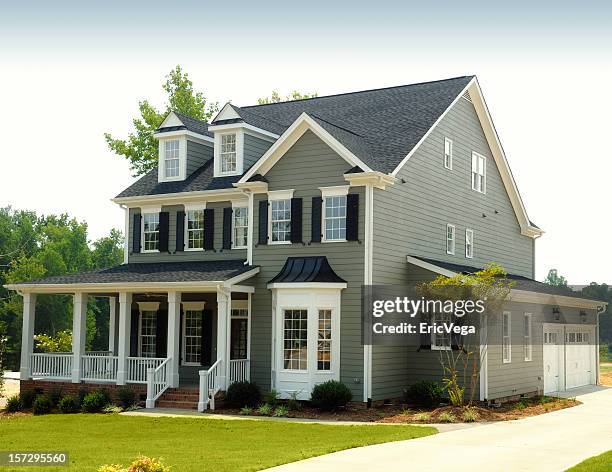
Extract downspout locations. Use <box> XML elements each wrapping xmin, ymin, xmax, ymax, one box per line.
<box><xmin>363</xmin><ymin>183</ymin><xmax>374</xmax><ymax>403</ymax></box>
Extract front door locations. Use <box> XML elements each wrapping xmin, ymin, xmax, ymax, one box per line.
<box><xmin>543</xmin><ymin>325</ymin><xmax>563</xmax><ymax>394</ymax></box>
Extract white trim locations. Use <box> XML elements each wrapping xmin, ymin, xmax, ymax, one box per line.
<box><xmin>214</xmin><ymin>129</ymin><xmax>243</xmax><ymax>177</ymax></box>
<box><xmin>363</xmin><ymin>182</ymin><xmax>374</xmax><ymax>402</ymax></box>
<box><xmin>112</xmin><ymin>188</ymin><xmax>244</xmax><ymax>207</ymax></box>
<box><xmin>184</xmin><ymin>206</ymin><xmax>206</xmax><ymax>252</ymax></box>
<box><xmin>268</xmin><ymin>190</ymin><xmax>294</xmax><ymax>245</ymax></box>
<box><xmin>159</xmin><ymin>111</ymin><xmax>184</xmax><ymax>128</ymax></box>
<box><xmin>319</xmin><ymin>185</ymin><xmax>350</xmax><ymax>197</ymax></box>
<box><xmin>231</xmin><ymin>204</ymin><xmax>249</xmax><ymax>250</ymax></box>
<box><xmin>321</xmin><ymin>190</ymin><xmax>349</xmax><ymax>243</ymax></box>
<box><xmin>267</xmin><ymin>282</ymin><xmax>347</xmax><ymax>290</ymax></box>
<box><xmin>267</xmin><ymin>189</ymin><xmax>295</xmax><ymax>200</ymax></box>
<box><xmin>471</xmin><ymin>151</ymin><xmax>487</xmax><ymax>194</ymax></box>
<box><xmin>153</xmin><ymin>129</ymin><xmax>214</xmax><ymax>144</ymax></box>
<box><xmin>446</xmin><ymin>224</ymin><xmax>456</xmax><ymax>255</ymax></box>
<box><xmin>182</xmin><ymin>307</ymin><xmax>203</xmax><ymax>366</ymax></box>
<box><xmin>524</xmin><ymin>312</ymin><xmax>533</xmax><ymax>362</ymax></box>
<box><xmin>444</xmin><ymin>137</ymin><xmax>453</xmax><ymax>170</ymax></box>
<box><xmin>405</xmin><ymin>255</ymin><xmax>456</xmax><ymax>277</ymax></box>
<box><xmin>137</xmin><ymin>302</ymin><xmax>160</xmax><ymax>312</ymax></box>
<box><xmin>239</xmin><ymin>113</ymin><xmax>373</xmax><ymax>183</ymax></box>
<box><xmin>344</xmin><ymin>171</ymin><xmax>395</xmax><ymax>190</ymax></box>
<box><xmin>122</xmin><ymin>206</ymin><xmax>129</xmax><ymax>264</ymax></box>
<box><xmin>231</xmin><ymin>299</ymin><xmax>248</xmax><ymax>310</ymax></box>
<box><xmin>390</xmin><ymin>77</ymin><xmax>543</xmax><ymax>238</ymax></box>
<box><xmin>479</xmin><ymin>313</ymin><xmax>488</xmax><ymax>401</ymax></box>
<box><xmin>223</xmin><ymin>267</ymin><xmax>260</xmax><ymax>287</ymax></box>
<box><xmin>158</xmin><ymin>136</ymin><xmax>187</xmax><ymax>183</ymax></box>
<box><xmin>181</xmin><ymin>301</ymin><xmax>206</xmax><ymax>311</ymax></box>
<box><xmin>211</xmin><ymin>102</ymin><xmax>241</xmax><ymax>122</ymax></box>
<box><xmin>502</xmin><ymin>311</ymin><xmax>512</xmax><ymax>364</ymax></box>
<box><xmin>465</xmin><ymin>228</ymin><xmax>474</xmax><ymax>259</ymax></box>
<box><xmin>208</xmin><ymin>122</ymin><xmax>279</xmax><ymax>141</ymax></box>
<box><xmin>141</xmin><ymin>209</ymin><xmax>161</xmax><ymax>254</ymax></box>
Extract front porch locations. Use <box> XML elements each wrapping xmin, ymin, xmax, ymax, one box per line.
<box><xmin>7</xmin><ymin>260</ymin><xmax>258</xmax><ymax>410</ymax></box>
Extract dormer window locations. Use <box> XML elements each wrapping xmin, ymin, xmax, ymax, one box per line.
<box><xmin>221</xmin><ymin>134</ymin><xmax>237</xmax><ymax>173</ymax></box>
<box><xmin>164</xmin><ymin>139</ymin><xmax>180</xmax><ymax>178</ymax></box>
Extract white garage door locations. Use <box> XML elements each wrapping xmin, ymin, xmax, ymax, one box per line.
<box><xmin>565</xmin><ymin>328</ymin><xmax>595</xmax><ymax>389</ymax></box>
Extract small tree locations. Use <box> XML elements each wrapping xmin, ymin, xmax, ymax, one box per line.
<box><xmin>418</xmin><ymin>263</ymin><xmax>513</xmax><ymax>406</ymax></box>
<box><xmin>34</xmin><ymin>330</ymin><xmax>72</xmax><ymax>352</ymax></box>
<box><xmin>544</xmin><ymin>269</ymin><xmax>568</xmax><ymax>287</ymax></box>
<box><xmin>257</xmin><ymin>90</ymin><xmax>318</xmax><ymax>104</ymax></box>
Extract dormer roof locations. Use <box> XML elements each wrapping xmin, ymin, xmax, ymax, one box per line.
<box><xmin>156</xmin><ymin>111</ymin><xmax>213</xmax><ymax>138</ymax></box>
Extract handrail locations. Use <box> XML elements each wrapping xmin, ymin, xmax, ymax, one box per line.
<box><xmin>81</xmin><ymin>355</ymin><xmax>119</xmax><ymax>381</ymax></box>
<box><xmin>126</xmin><ymin>357</ymin><xmax>165</xmax><ymax>384</ymax></box>
<box><xmin>228</xmin><ymin>358</ymin><xmax>250</xmax><ymax>384</ymax></box>
<box><xmin>198</xmin><ymin>359</ymin><xmax>223</xmax><ymax>412</ymax></box>
<box><xmin>30</xmin><ymin>353</ymin><xmax>73</xmax><ymax>380</ymax></box>
<box><xmin>145</xmin><ymin>357</ymin><xmax>171</xmax><ymax>408</ymax></box>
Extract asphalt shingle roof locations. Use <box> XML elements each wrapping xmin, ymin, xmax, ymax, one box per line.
<box><xmin>158</xmin><ymin>111</ymin><xmax>214</xmax><ymax>137</ymax></box>
<box><xmin>119</xmin><ymin>76</ymin><xmax>473</xmax><ymax>198</ymax></box>
<box><xmin>16</xmin><ymin>260</ymin><xmax>253</xmax><ymax>285</ymax></box>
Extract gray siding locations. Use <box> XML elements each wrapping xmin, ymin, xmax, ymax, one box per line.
<box><xmin>244</xmin><ymin>133</ymin><xmax>273</xmax><ymax>171</ymax></box>
<box><xmin>249</xmin><ymin>130</ymin><xmax>366</xmax><ymax>398</ymax></box>
<box><xmin>487</xmin><ymin>303</ymin><xmax>597</xmax><ymax>399</ymax></box>
<box><xmin>186</xmin><ymin>139</ymin><xmax>213</xmax><ymax>177</ymax></box>
<box><xmin>128</xmin><ymin>203</ymin><xmax>246</xmax><ymax>263</ymax></box>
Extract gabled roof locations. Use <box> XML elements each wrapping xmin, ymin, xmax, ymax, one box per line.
<box><xmin>157</xmin><ymin>111</ymin><xmax>213</xmax><ymax>138</ymax></box>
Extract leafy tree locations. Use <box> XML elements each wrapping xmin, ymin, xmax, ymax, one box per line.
<box><xmin>33</xmin><ymin>330</ymin><xmax>72</xmax><ymax>353</ymax></box>
<box><xmin>581</xmin><ymin>283</ymin><xmax>612</xmax><ymax>344</ymax></box>
<box><xmin>0</xmin><ymin>321</ymin><xmax>6</xmax><ymax>397</ymax></box>
<box><xmin>92</xmin><ymin>229</ymin><xmax>123</xmax><ymax>269</ymax></box>
<box><xmin>257</xmin><ymin>90</ymin><xmax>318</xmax><ymax>105</ymax></box>
<box><xmin>544</xmin><ymin>269</ymin><xmax>568</xmax><ymax>287</ymax></box>
<box><xmin>105</xmin><ymin>65</ymin><xmax>218</xmax><ymax>176</ymax></box>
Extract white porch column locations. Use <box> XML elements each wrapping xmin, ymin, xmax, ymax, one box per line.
<box><xmin>167</xmin><ymin>291</ymin><xmax>181</xmax><ymax>388</ymax></box>
<box><xmin>216</xmin><ymin>289</ymin><xmax>230</xmax><ymax>390</ymax></box>
<box><xmin>117</xmin><ymin>292</ymin><xmax>132</xmax><ymax>385</ymax></box>
<box><xmin>71</xmin><ymin>292</ymin><xmax>88</xmax><ymax>383</ymax></box>
<box><xmin>20</xmin><ymin>292</ymin><xmax>37</xmax><ymax>380</ymax></box>
<box><xmin>108</xmin><ymin>297</ymin><xmax>117</xmax><ymax>355</ymax></box>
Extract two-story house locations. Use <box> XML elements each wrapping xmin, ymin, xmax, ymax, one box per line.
<box><xmin>8</xmin><ymin>76</ymin><xmax>605</xmax><ymax>410</ymax></box>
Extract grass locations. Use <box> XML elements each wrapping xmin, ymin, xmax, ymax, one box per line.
<box><xmin>566</xmin><ymin>450</ymin><xmax>612</xmax><ymax>471</ymax></box>
<box><xmin>0</xmin><ymin>414</ymin><xmax>435</xmax><ymax>471</ymax></box>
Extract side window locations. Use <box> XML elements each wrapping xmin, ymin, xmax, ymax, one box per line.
<box><xmin>446</xmin><ymin>224</ymin><xmax>456</xmax><ymax>255</ymax></box>
<box><xmin>465</xmin><ymin>229</ymin><xmax>474</xmax><ymax>259</ymax></box>
<box><xmin>431</xmin><ymin>312</ymin><xmax>452</xmax><ymax>350</ymax></box>
<box><xmin>502</xmin><ymin>312</ymin><xmax>511</xmax><ymax>363</ymax></box>
<box><xmin>233</xmin><ymin>207</ymin><xmax>248</xmax><ymax>249</ymax></box>
<box><xmin>471</xmin><ymin>152</ymin><xmax>486</xmax><ymax>193</ymax></box>
<box><xmin>444</xmin><ymin>137</ymin><xmax>453</xmax><ymax>170</ymax></box>
<box><xmin>524</xmin><ymin>313</ymin><xmax>532</xmax><ymax>361</ymax></box>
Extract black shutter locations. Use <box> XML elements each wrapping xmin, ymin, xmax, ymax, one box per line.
<box><xmin>158</xmin><ymin>212</ymin><xmax>169</xmax><ymax>252</ymax></box>
<box><xmin>201</xmin><ymin>309</ymin><xmax>213</xmax><ymax>366</ymax></box>
<box><xmin>130</xmin><ymin>308</ymin><xmax>139</xmax><ymax>357</ymax></box>
<box><xmin>346</xmin><ymin>193</ymin><xmax>359</xmax><ymax>241</ymax></box>
<box><xmin>132</xmin><ymin>214</ymin><xmax>141</xmax><ymax>253</ymax></box>
<box><xmin>156</xmin><ymin>309</ymin><xmax>167</xmax><ymax>358</ymax></box>
<box><xmin>258</xmin><ymin>200</ymin><xmax>268</xmax><ymax>245</ymax></box>
<box><xmin>175</xmin><ymin>210</ymin><xmax>185</xmax><ymax>252</ymax></box>
<box><xmin>222</xmin><ymin>207</ymin><xmax>233</xmax><ymax>250</ymax></box>
<box><xmin>203</xmin><ymin>208</ymin><xmax>215</xmax><ymax>250</ymax></box>
<box><xmin>290</xmin><ymin>198</ymin><xmax>302</xmax><ymax>244</ymax></box>
<box><xmin>311</xmin><ymin>196</ymin><xmax>322</xmax><ymax>243</ymax></box>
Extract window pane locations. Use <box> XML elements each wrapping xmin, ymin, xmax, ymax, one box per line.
<box><xmin>165</xmin><ymin>140</ymin><xmax>180</xmax><ymax>178</ymax></box>
<box><xmin>233</xmin><ymin>207</ymin><xmax>248</xmax><ymax>248</ymax></box>
<box><xmin>220</xmin><ymin>134</ymin><xmax>237</xmax><ymax>172</ymax></box>
<box><xmin>283</xmin><ymin>309</ymin><xmax>307</xmax><ymax>370</ymax></box>
<box><xmin>317</xmin><ymin>309</ymin><xmax>332</xmax><ymax>370</ymax></box>
<box><xmin>140</xmin><ymin>311</ymin><xmax>157</xmax><ymax>358</ymax></box>
<box><xmin>184</xmin><ymin>310</ymin><xmax>202</xmax><ymax>364</ymax></box>
<box><xmin>324</xmin><ymin>195</ymin><xmax>346</xmax><ymax>241</ymax></box>
<box><xmin>230</xmin><ymin>318</ymin><xmax>248</xmax><ymax>360</ymax></box>
<box><xmin>143</xmin><ymin>213</ymin><xmax>160</xmax><ymax>251</ymax></box>
<box><xmin>432</xmin><ymin>312</ymin><xmax>451</xmax><ymax>348</ymax></box>
<box><xmin>187</xmin><ymin>210</ymin><xmax>204</xmax><ymax>249</ymax></box>
<box><xmin>271</xmin><ymin>199</ymin><xmax>291</xmax><ymax>242</ymax></box>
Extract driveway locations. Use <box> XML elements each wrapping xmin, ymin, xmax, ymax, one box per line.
<box><xmin>266</xmin><ymin>386</ymin><xmax>612</xmax><ymax>472</ymax></box>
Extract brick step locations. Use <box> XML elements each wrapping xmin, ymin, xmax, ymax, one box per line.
<box><xmin>158</xmin><ymin>394</ymin><xmax>200</xmax><ymax>402</ymax></box>
<box><xmin>156</xmin><ymin>400</ymin><xmax>198</xmax><ymax>410</ymax></box>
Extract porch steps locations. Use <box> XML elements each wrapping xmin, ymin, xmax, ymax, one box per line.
<box><xmin>155</xmin><ymin>387</ymin><xmax>200</xmax><ymax>410</ymax></box>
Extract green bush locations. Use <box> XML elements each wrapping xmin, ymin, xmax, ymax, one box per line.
<box><xmin>263</xmin><ymin>389</ymin><xmax>280</xmax><ymax>406</ymax></box>
<box><xmin>225</xmin><ymin>381</ymin><xmax>261</xmax><ymax>408</ymax></box>
<box><xmin>5</xmin><ymin>395</ymin><xmax>23</xmax><ymax>413</ymax></box>
<box><xmin>116</xmin><ymin>387</ymin><xmax>137</xmax><ymax>409</ymax></box>
<box><xmin>98</xmin><ymin>455</ymin><xmax>170</xmax><ymax>472</ymax></box>
<box><xmin>49</xmin><ymin>386</ymin><xmax>64</xmax><ymax>407</ymax></box>
<box><xmin>462</xmin><ymin>408</ymin><xmax>479</xmax><ymax>422</ymax></box>
<box><xmin>32</xmin><ymin>395</ymin><xmax>53</xmax><ymax>415</ymax></box>
<box><xmin>58</xmin><ymin>395</ymin><xmax>80</xmax><ymax>414</ymax></box>
<box><xmin>78</xmin><ymin>388</ymin><xmax>89</xmax><ymax>406</ymax></box>
<box><xmin>404</xmin><ymin>381</ymin><xmax>444</xmax><ymax>407</ymax></box>
<box><xmin>310</xmin><ymin>380</ymin><xmax>352</xmax><ymax>411</ymax></box>
<box><xmin>438</xmin><ymin>411</ymin><xmax>456</xmax><ymax>423</ymax></box>
<box><xmin>257</xmin><ymin>403</ymin><xmax>273</xmax><ymax>416</ymax></box>
<box><xmin>20</xmin><ymin>389</ymin><xmax>36</xmax><ymax>409</ymax></box>
<box><xmin>273</xmin><ymin>405</ymin><xmax>289</xmax><ymax>417</ymax></box>
<box><xmin>82</xmin><ymin>391</ymin><xmax>107</xmax><ymax>413</ymax></box>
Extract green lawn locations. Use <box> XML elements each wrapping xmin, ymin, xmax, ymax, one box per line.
<box><xmin>0</xmin><ymin>414</ymin><xmax>435</xmax><ymax>471</ymax></box>
<box><xmin>567</xmin><ymin>450</ymin><xmax>612</xmax><ymax>471</ymax></box>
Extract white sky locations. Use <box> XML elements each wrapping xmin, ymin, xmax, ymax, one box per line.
<box><xmin>0</xmin><ymin>1</ymin><xmax>610</xmax><ymax>284</ymax></box>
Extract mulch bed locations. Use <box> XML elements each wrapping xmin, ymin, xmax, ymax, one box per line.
<box><xmin>209</xmin><ymin>396</ymin><xmax>580</xmax><ymax>424</ymax></box>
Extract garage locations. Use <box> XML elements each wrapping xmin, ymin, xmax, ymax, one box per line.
<box><xmin>543</xmin><ymin>324</ymin><xmax>597</xmax><ymax>394</ymax></box>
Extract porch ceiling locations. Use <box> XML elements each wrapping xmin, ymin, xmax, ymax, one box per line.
<box><xmin>4</xmin><ymin>260</ymin><xmax>259</xmax><ymax>294</ymax></box>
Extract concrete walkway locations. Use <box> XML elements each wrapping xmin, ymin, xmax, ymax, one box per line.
<box><xmin>266</xmin><ymin>386</ymin><xmax>612</xmax><ymax>472</ymax></box>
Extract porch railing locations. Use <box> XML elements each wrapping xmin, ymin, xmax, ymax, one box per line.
<box><xmin>84</xmin><ymin>350</ymin><xmax>113</xmax><ymax>356</ymax></box>
<box><xmin>198</xmin><ymin>359</ymin><xmax>223</xmax><ymax>412</ymax></box>
<box><xmin>145</xmin><ymin>358</ymin><xmax>171</xmax><ymax>408</ymax></box>
<box><xmin>81</xmin><ymin>355</ymin><xmax>119</xmax><ymax>382</ymax></box>
<box><xmin>30</xmin><ymin>353</ymin><xmax>72</xmax><ymax>380</ymax></box>
<box><xmin>228</xmin><ymin>359</ymin><xmax>250</xmax><ymax>384</ymax></box>
<box><xmin>126</xmin><ymin>357</ymin><xmax>166</xmax><ymax>384</ymax></box>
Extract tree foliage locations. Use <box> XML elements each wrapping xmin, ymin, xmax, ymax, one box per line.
<box><xmin>582</xmin><ymin>283</ymin><xmax>612</xmax><ymax>343</ymax></box>
<box><xmin>544</xmin><ymin>269</ymin><xmax>568</xmax><ymax>287</ymax></box>
<box><xmin>257</xmin><ymin>90</ymin><xmax>318</xmax><ymax>105</ymax></box>
<box><xmin>105</xmin><ymin>65</ymin><xmax>218</xmax><ymax>176</ymax></box>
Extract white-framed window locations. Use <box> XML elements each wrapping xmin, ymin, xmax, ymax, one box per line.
<box><xmin>465</xmin><ymin>229</ymin><xmax>474</xmax><ymax>259</ymax></box>
<box><xmin>186</xmin><ymin>209</ymin><xmax>204</xmax><ymax>250</ymax></box>
<box><xmin>232</xmin><ymin>206</ymin><xmax>248</xmax><ymax>249</ymax></box>
<box><xmin>444</xmin><ymin>137</ymin><xmax>453</xmax><ymax>170</ymax></box>
<box><xmin>446</xmin><ymin>224</ymin><xmax>456</xmax><ymax>255</ymax></box>
<box><xmin>317</xmin><ymin>309</ymin><xmax>332</xmax><ymax>370</ymax></box>
<box><xmin>320</xmin><ymin>186</ymin><xmax>349</xmax><ymax>242</ymax></box>
<box><xmin>283</xmin><ymin>309</ymin><xmax>308</xmax><ymax>370</ymax></box>
<box><xmin>139</xmin><ymin>311</ymin><xmax>157</xmax><ymax>358</ymax></box>
<box><xmin>142</xmin><ymin>212</ymin><xmax>160</xmax><ymax>252</ymax></box>
<box><xmin>502</xmin><ymin>311</ymin><xmax>511</xmax><ymax>363</ymax></box>
<box><xmin>471</xmin><ymin>152</ymin><xmax>486</xmax><ymax>193</ymax></box>
<box><xmin>230</xmin><ymin>301</ymin><xmax>249</xmax><ymax>360</ymax></box>
<box><xmin>164</xmin><ymin>139</ymin><xmax>180</xmax><ymax>179</ymax></box>
<box><xmin>182</xmin><ymin>309</ymin><xmax>202</xmax><ymax>365</ymax></box>
<box><xmin>431</xmin><ymin>312</ymin><xmax>452</xmax><ymax>350</ymax></box>
<box><xmin>523</xmin><ymin>312</ymin><xmax>532</xmax><ymax>362</ymax></box>
<box><xmin>268</xmin><ymin>190</ymin><xmax>294</xmax><ymax>244</ymax></box>
<box><xmin>220</xmin><ymin>133</ymin><xmax>237</xmax><ymax>173</ymax></box>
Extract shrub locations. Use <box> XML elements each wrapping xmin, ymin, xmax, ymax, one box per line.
<box><xmin>273</xmin><ymin>405</ymin><xmax>289</xmax><ymax>417</ymax></box>
<box><xmin>310</xmin><ymin>380</ymin><xmax>352</xmax><ymax>411</ymax></box>
<box><xmin>49</xmin><ymin>386</ymin><xmax>64</xmax><ymax>407</ymax></box>
<box><xmin>82</xmin><ymin>391</ymin><xmax>107</xmax><ymax>413</ymax></box>
<box><xmin>462</xmin><ymin>408</ymin><xmax>479</xmax><ymax>423</ymax></box>
<box><xmin>263</xmin><ymin>389</ymin><xmax>279</xmax><ymax>406</ymax></box>
<box><xmin>257</xmin><ymin>403</ymin><xmax>273</xmax><ymax>416</ymax></box>
<box><xmin>404</xmin><ymin>381</ymin><xmax>444</xmax><ymax>407</ymax></box>
<box><xmin>116</xmin><ymin>387</ymin><xmax>137</xmax><ymax>409</ymax></box>
<box><xmin>103</xmin><ymin>405</ymin><xmax>122</xmax><ymax>414</ymax></box>
<box><xmin>32</xmin><ymin>395</ymin><xmax>53</xmax><ymax>415</ymax></box>
<box><xmin>225</xmin><ymin>381</ymin><xmax>261</xmax><ymax>408</ymax></box>
<box><xmin>77</xmin><ymin>388</ymin><xmax>89</xmax><ymax>406</ymax></box>
<box><xmin>438</xmin><ymin>411</ymin><xmax>456</xmax><ymax>423</ymax></box>
<box><xmin>97</xmin><ymin>455</ymin><xmax>170</xmax><ymax>472</ymax></box>
<box><xmin>5</xmin><ymin>395</ymin><xmax>22</xmax><ymax>413</ymax></box>
<box><xmin>515</xmin><ymin>401</ymin><xmax>526</xmax><ymax>411</ymax></box>
<box><xmin>414</xmin><ymin>412</ymin><xmax>431</xmax><ymax>422</ymax></box>
<box><xmin>287</xmin><ymin>391</ymin><xmax>301</xmax><ymax>411</ymax></box>
<box><xmin>58</xmin><ymin>395</ymin><xmax>80</xmax><ymax>414</ymax></box>
<box><xmin>20</xmin><ymin>389</ymin><xmax>36</xmax><ymax>409</ymax></box>
<box><xmin>239</xmin><ymin>406</ymin><xmax>253</xmax><ymax>416</ymax></box>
